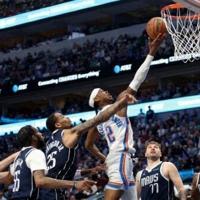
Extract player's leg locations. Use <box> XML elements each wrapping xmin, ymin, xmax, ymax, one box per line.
<box><xmin>104</xmin><ymin>189</ymin><xmax>124</xmax><ymax>200</ymax></box>
<box><xmin>120</xmin><ymin>153</ymin><xmax>137</xmax><ymax>200</ymax></box>
<box><xmin>121</xmin><ymin>186</ymin><xmax>137</xmax><ymax>200</ymax></box>
<box><xmin>104</xmin><ymin>153</ymin><xmax>125</xmax><ymax>200</ymax></box>
<box><xmin>105</xmin><ymin>152</ymin><xmax>135</xmax><ymax>200</ymax></box>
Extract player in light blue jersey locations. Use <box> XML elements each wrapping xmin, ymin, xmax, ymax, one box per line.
<box><xmin>85</xmin><ymin>33</ymin><xmax>165</xmax><ymax>200</ymax></box>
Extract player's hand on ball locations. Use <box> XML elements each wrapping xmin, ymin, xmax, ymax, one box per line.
<box><xmin>149</xmin><ymin>33</ymin><xmax>166</xmax><ymax>56</ymax></box>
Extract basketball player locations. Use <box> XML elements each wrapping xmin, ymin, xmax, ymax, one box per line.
<box><xmin>39</xmin><ymin>93</ymin><xmax>135</xmax><ymax>200</ymax></box>
<box><xmin>5</xmin><ymin>125</ymin><xmax>96</xmax><ymax>200</ymax></box>
<box><xmin>85</xmin><ymin>33</ymin><xmax>165</xmax><ymax>200</ymax></box>
<box><xmin>191</xmin><ymin>173</ymin><xmax>200</xmax><ymax>200</ymax></box>
<box><xmin>136</xmin><ymin>140</ymin><xmax>186</xmax><ymax>200</ymax></box>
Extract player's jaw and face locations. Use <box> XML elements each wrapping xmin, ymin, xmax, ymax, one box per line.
<box><xmin>145</xmin><ymin>143</ymin><xmax>162</xmax><ymax>161</ymax></box>
<box><xmin>54</xmin><ymin>112</ymin><xmax>72</xmax><ymax>129</ymax></box>
<box><xmin>95</xmin><ymin>89</ymin><xmax>114</xmax><ymax>107</ymax></box>
<box><xmin>32</xmin><ymin>128</ymin><xmax>45</xmax><ymax>149</ymax></box>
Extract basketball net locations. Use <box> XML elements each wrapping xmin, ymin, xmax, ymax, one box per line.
<box><xmin>161</xmin><ymin>3</ymin><xmax>200</xmax><ymax>62</ymax></box>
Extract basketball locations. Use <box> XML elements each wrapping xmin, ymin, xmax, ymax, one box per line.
<box><xmin>146</xmin><ymin>17</ymin><xmax>167</xmax><ymax>39</ymax></box>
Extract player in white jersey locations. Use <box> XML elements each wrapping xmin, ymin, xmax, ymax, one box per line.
<box><xmin>97</xmin><ymin>107</ymin><xmax>135</xmax><ymax>154</ymax></box>
<box><xmin>85</xmin><ymin>33</ymin><xmax>165</xmax><ymax>200</ymax></box>
<box><xmin>96</xmin><ymin>104</ymin><xmax>136</xmax><ymax>198</ymax></box>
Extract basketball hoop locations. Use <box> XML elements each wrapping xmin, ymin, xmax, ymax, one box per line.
<box><xmin>161</xmin><ymin>3</ymin><xmax>200</xmax><ymax>62</ymax></box>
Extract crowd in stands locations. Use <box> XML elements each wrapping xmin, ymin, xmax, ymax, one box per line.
<box><xmin>0</xmin><ymin>25</ymin><xmax>88</xmax><ymax>54</ymax></box>
<box><xmin>0</xmin><ymin>22</ymin><xmax>136</xmax><ymax>54</ymax></box>
<box><xmin>0</xmin><ymin>33</ymin><xmax>174</xmax><ymax>87</ymax></box>
<box><xmin>133</xmin><ymin>108</ymin><xmax>200</xmax><ymax>172</ymax></box>
<box><xmin>2</xmin><ymin>95</ymin><xmax>88</xmax><ymax>121</ymax></box>
<box><xmin>1</xmin><ymin>79</ymin><xmax>199</xmax><ymax>121</ymax></box>
<box><xmin>0</xmin><ymin>0</ymin><xmax>69</xmax><ymax>18</ymax></box>
<box><xmin>0</xmin><ymin>107</ymin><xmax>200</xmax><ymax>199</ymax></box>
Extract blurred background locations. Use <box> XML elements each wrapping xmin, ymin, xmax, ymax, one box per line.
<box><xmin>0</xmin><ymin>0</ymin><xmax>199</xmax><ymax>199</ymax></box>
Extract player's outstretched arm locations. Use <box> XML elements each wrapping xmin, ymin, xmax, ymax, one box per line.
<box><xmin>34</xmin><ymin>170</ymin><xmax>96</xmax><ymax>191</ymax></box>
<box><xmin>85</xmin><ymin>127</ymin><xmax>106</xmax><ymax>162</ymax></box>
<box><xmin>121</xmin><ymin>33</ymin><xmax>166</xmax><ymax>97</ymax></box>
<box><xmin>115</xmin><ymin>34</ymin><xmax>165</xmax><ymax>117</ymax></box>
<box><xmin>62</xmin><ymin>94</ymin><xmax>135</xmax><ymax>148</ymax></box>
<box><xmin>166</xmin><ymin>162</ymin><xmax>186</xmax><ymax>200</ymax></box>
<box><xmin>0</xmin><ymin>152</ymin><xmax>19</xmax><ymax>172</ymax></box>
<box><xmin>73</xmin><ymin>94</ymin><xmax>135</xmax><ymax>134</ymax></box>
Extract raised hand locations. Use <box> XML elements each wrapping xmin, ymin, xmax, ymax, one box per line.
<box><xmin>149</xmin><ymin>33</ymin><xmax>166</xmax><ymax>56</ymax></box>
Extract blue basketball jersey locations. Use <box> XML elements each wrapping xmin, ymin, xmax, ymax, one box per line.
<box><xmin>140</xmin><ymin>162</ymin><xmax>175</xmax><ymax>200</ymax></box>
<box><xmin>12</xmin><ymin>147</ymin><xmax>39</xmax><ymax>200</ymax></box>
<box><xmin>40</xmin><ymin>129</ymin><xmax>78</xmax><ymax>200</ymax></box>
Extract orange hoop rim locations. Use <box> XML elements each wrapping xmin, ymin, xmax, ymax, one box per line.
<box><xmin>161</xmin><ymin>3</ymin><xmax>185</xmax><ymax>10</ymax></box>
<box><xmin>161</xmin><ymin>3</ymin><xmax>200</xmax><ymax>19</ymax></box>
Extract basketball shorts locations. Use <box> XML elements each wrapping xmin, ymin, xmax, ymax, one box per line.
<box><xmin>105</xmin><ymin>152</ymin><xmax>135</xmax><ymax>192</ymax></box>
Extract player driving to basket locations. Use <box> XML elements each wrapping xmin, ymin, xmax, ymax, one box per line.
<box><xmin>85</xmin><ymin>33</ymin><xmax>165</xmax><ymax>200</ymax></box>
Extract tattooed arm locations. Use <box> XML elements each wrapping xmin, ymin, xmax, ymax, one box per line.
<box><xmin>73</xmin><ymin>94</ymin><xmax>135</xmax><ymax>134</ymax></box>
<box><xmin>34</xmin><ymin>170</ymin><xmax>95</xmax><ymax>191</ymax></box>
<box><xmin>62</xmin><ymin>94</ymin><xmax>135</xmax><ymax>148</ymax></box>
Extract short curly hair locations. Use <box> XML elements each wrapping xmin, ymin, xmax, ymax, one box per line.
<box><xmin>17</xmin><ymin>125</ymin><xmax>36</xmax><ymax>147</ymax></box>
<box><xmin>46</xmin><ymin>113</ymin><xmax>57</xmax><ymax>132</ymax></box>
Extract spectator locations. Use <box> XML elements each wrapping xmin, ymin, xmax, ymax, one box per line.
<box><xmin>146</xmin><ymin>105</ymin><xmax>155</xmax><ymax>123</ymax></box>
<box><xmin>0</xmin><ymin>108</ymin><xmax>199</xmax><ymax>198</ymax></box>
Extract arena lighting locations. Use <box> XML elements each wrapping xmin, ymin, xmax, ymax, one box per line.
<box><xmin>0</xmin><ymin>94</ymin><xmax>199</xmax><ymax>135</ymax></box>
<box><xmin>0</xmin><ymin>0</ymin><xmax>120</xmax><ymax>30</ymax></box>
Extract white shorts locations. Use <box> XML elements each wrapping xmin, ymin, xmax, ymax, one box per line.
<box><xmin>105</xmin><ymin>152</ymin><xmax>135</xmax><ymax>191</ymax></box>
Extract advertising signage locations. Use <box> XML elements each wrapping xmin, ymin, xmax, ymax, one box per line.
<box><xmin>0</xmin><ymin>53</ymin><xmax>199</xmax><ymax>96</ymax></box>
<box><xmin>0</xmin><ymin>63</ymin><xmax>132</xmax><ymax>96</ymax></box>
<box><xmin>0</xmin><ymin>0</ymin><xmax>120</xmax><ymax>30</ymax></box>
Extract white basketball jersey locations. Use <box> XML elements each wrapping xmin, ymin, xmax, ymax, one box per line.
<box><xmin>97</xmin><ymin>105</ymin><xmax>135</xmax><ymax>154</ymax></box>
